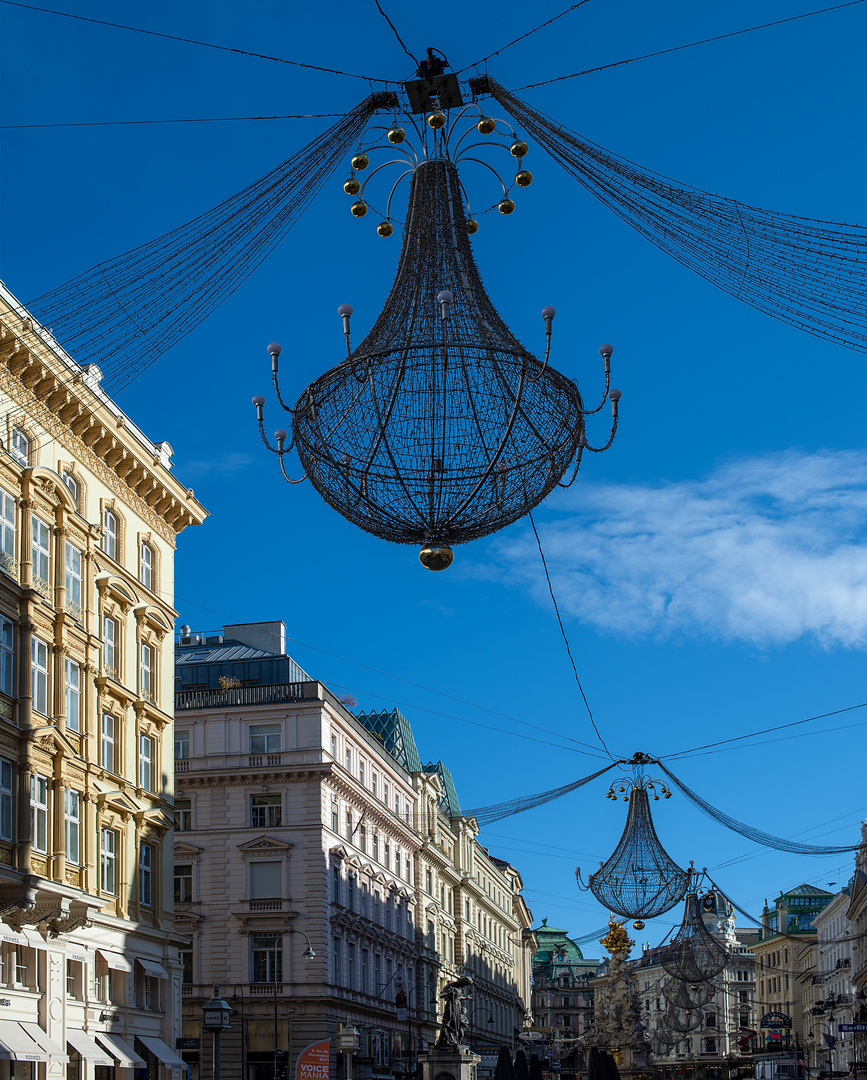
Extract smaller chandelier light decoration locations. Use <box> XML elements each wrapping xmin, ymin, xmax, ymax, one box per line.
<box><xmin>253</xmin><ymin>104</ymin><xmax>620</xmax><ymax>570</ymax></box>
<box><xmin>576</xmin><ymin>755</ymin><xmax>691</xmax><ymax>924</ymax></box>
<box><xmin>659</xmin><ymin>892</ymin><xmax>729</xmax><ymax>983</ymax></box>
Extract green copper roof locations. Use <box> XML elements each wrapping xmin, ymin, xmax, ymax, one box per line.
<box><xmin>424</xmin><ymin>761</ymin><xmax>462</xmax><ymax>817</ymax></box>
<box><xmin>357</xmin><ymin>708</ymin><xmax>423</xmax><ymax>773</ymax></box>
<box><xmin>531</xmin><ymin>919</ymin><xmax>585</xmax><ymax>964</ymax></box>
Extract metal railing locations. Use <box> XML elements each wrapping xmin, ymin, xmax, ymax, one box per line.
<box><xmin>175</xmin><ymin>682</ymin><xmax>315</xmax><ymax>710</ymax></box>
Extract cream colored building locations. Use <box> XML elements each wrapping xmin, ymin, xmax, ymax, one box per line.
<box><xmin>172</xmin><ymin>628</ymin><xmax>536</xmax><ymax>1080</ymax></box>
<box><xmin>0</xmin><ymin>283</ymin><xmax>206</xmax><ymax>1079</ymax></box>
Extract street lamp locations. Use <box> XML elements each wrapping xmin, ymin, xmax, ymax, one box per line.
<box><xmin>202</xmin><ymin>985</ymin><xmax>232</xmax><ymax>1080</ymax></box>
<box><xmin>274</xmin><ymin>930</ymin><xmax>316</xmax><ymax>1080</ymax></box>
<box><xmin>232</xmin><ymin>984</ymin><xmax>246</xmax><ymax>1080</ymax></box>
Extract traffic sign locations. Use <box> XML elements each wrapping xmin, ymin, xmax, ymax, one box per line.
<box><xmin>551</xmin><ymin>1063</ymin><xmax>561</xmax><ymax>1071</ymax></box>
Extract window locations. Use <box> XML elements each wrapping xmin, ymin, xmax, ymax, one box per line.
<box><xmin>0</xmin><ymin>489</ymin><xmax>16</xmax><ymax>575</ymax></box>
<box><xmin>0</xmin><ymin>616</ymin><xmax>12</xmax><ymax>696</ymax></box>
<box><xmin>330</xmin><ymin>733</ymin><xmax>337</xmax><ymax>757</ymax></box>
<box><xmin>251</xmin><ymin>793</ymin><xmax>282</xmax><ymax>828</ymax></box>
<box><xmin>66</xmin><ymin>959</ymin><xmax>84</xmax><ymax>999</ymax></box>
<box><xmin>139</xmin><ymin>642</ymin><xmax>154</xmax><ymax>701</ymax></box>
<box><xmin>102</xmin><ymin>509</ymin><xmax>118</xmax><ymax>561</ymax></box>
<box><xmin>31</xmin><ymin>517</ymin><xmax>51</xmax><ymax>596</ymax></box>
<box><xmin>100</xmin><ymin>828</ymin><xmax>116</xmax><ymax>893</ymax></box>
<box><xmin>31</xmin><ymin>637</ymin><xmax>49</xmax><ymax>715</ymax></box>
<box><xmin>373</xmin><ymin>833</ymin><xmax>379</xmax><ymax>860</ymax></box>
<box><xmin>64</xmin><ymin>789</ymin><xmax>80</xmax><ymax>864</ymax></box>
<box><xmin>250</xmin><ymin>724</ymin><xmax>281</xmax><ymax>754</ymax></box>
<box><xmin>139</xmin><ymin>844</ymin><xmax>153</xmax><ymax>906</ymax></box>
<box><xmin>426</xmin><ymin>869</ymin><xmax>432</xmax><ymax>894</ymax></box>
<box><xmin>739</xmin><ymin>991</ymin><xmax>750</xmax><ymax>1003</ymax></box>
<box><xmin>101</xmin><ymin>714</ymin><xmax>116</xmax><ymax>772</ymax></box>
<box><xmin>62</xmin><ymin>472</ymin><xmax>79</xmax><ymax>506</ymax></box>
<box><xmin>358</xmin><ymin>824</ymin><xmax>366</xmax><ymax>852</ymax></box>
<box><xmin>359</xmin><ymin>760</ymin><xmax>365</xmax><ymax>786</ymax></box>
<box><xmin>705</xmin><ymin>1013</ymin><xmax>717</xmax><ymax>1029</ymax></box>
<box><xmin>65</xmin><ymin>542</ymin><xmax>83</xmax><ymax>620</ymax></box>
<box><xmin>333</xmin><ymin>865</ymin><xmax>341</xmax><ymax>904</ymax></box>
<box><xmin>372</xmin><ymin>772</ymin><xmax>378</xmax><ymax>797</ymax></box>
<box><xmin>139</xmin><ymin>735</ymin><xmax>153</xmax><ymax>790</ymax></box>
<box><xmin>252</xmin><ymin>934</ymin><xmax>282</xmax><ymax>983</ymax></box>
<box><xmin>250</xmin><ymin>860</ymin><xmax>281</xmax><ymax>899</ymax></box>
<box><xmin>139</xmin><ymin>542</ymin><xmax>154</xmax><ymax>590</ymax></box>
<box><xmin>30</xmin><ymin>775</ymin><xmax>48</xmax><ymax>853</ymax></box>
<box><xmin>174</xmin><ymin>730</ymin><xmax>189</xmax><ymax>760</ymax></box>
<box><xmin>333</xmin><ymin>939</ymin><xmax>341</xmax><ymax>984</ymax></box>
<box><xmin>102</xmin><ymin>616</ymin><xmax>117</xmax><ymax>677</ymax></box>
<box><xmin>174</xmin><ymin>798</ymin><xmax>191</xmax><ymax>832</ymax></box>
<box><xmin>179</xmin><ymin>949</ymin><xmax>193</xmax><ymax>984</ymax></box>
<box><xmin>346</xmin><ymin>811</ymin><xmax>352</xmax><ymax>841</ymax></box>
<box><xmin>361</xmin><ymin>948</ymin><xmax>368</xmax><ymax>993</ymax></box>
<box><xmin>174</xmin><ymin>863</ymin><xmax>193</xmax><ymax>902</ymax></box>
<box><xmin>0</xmin><ymin>759</ymin><xmax>12</xmax><ymax>840</ymax></box>
<box><xmin>345</xmin><ymin>748</ymin><xmax>352</xmax><ymax>771</ymax></box>
<box><xmin>64</xmin><ymin>657</ymin><xmax>81</xmax><ymax>731</ymax></box>
<box><xmin>348</xmin><ymin>944</ymin><xmax>356</xmax><ymax>989</ymax></box>
<box><xmin>384</xmin><ymin>781</ymin><xmax>389</xmax><ymax>805</ymax></box>
<box><xmin>331</xmin><ymin>803</ymin><xmax>338</xmax><ymax>832</ymax></box>
<box><xmin>10</xmin><ymin>427</ymin><xmax>30</xmax><ymax>466</ymax></box>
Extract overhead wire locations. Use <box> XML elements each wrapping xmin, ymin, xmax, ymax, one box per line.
<box><xmin>371</xmin><ymin>0</ymin><xmax>417</xmax><ymax>67</ymax></box>
<box><xmin>509</xmin><ymin>0</ymin><xmax>867</xmax><ymax>90</ymax></box>
<box><xmin>0</xmin><ymin>0</ymin><xmax>391</xmax><ymax>82</ymax></box>
<box><xmin>1</xmin><ymin>113</ymin><xmax>347</xmax><ymax>130</ymax></box>
<box><xmin>663</xmin><ymin>701</ymin><xmax>867</xmax><ymax>759</ymax></box>
<box><xmin>457</xmin><ymin>0</ymin><xmax>592</xmax><ymax>74</ymax></box>
<box><xmin>528</xmin><ymin>510</ymin><xmax>612</xmax><ymax>758</ymax></box>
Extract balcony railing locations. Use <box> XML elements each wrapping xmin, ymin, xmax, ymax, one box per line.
<box><xmin>175</xmin><ymin>682</ymin><xmax>315</xmax><ymax>710</ymax></box>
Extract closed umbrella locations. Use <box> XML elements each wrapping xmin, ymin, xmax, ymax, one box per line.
<box><xmin>494</xmin><ymin>1045</ymin><xmax>519</xmax><ymax>1080</ymax></box>
<box><xmin>528</xmin><ymin>1052</ymin><xmax>544</xmax><ymax>1080</ymax></box>
<box><xmin>515</xmin><ymin>1050</ymin><xmax>531</xmax><ymax>1080</ymax></box>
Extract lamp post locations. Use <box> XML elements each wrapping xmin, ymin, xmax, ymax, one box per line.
<box><xmin>274</xmin><ymin>930</ymin><xmax>316</xmax><ymax>1080</ymax></box>
<box><xmin>232</xmin><ymin>984</ymin><xmax>246</xmax><ymax>1080</ymax></box>
<box><xmin>202</xmin><ymin>985</ymin><xmax>232</xmax><ymax>1080</ymax></box>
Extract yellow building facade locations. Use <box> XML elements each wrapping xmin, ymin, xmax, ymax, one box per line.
<box><xmin>0</xmin><ymin>284</ymin><xmax>206</xmax><ymax>1080</ymax></box>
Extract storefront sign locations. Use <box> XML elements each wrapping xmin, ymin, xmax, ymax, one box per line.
<box><xmin>296</xmin><ymin>1040</ymin><xmax>331</xmax><ymax>1080</ymax></box>
<box><xmin>760</xmin><ymin>1013</ymin><xmax>792</xmax><ymax>1029</ymax></box>
<box><xmin>177</xmin><ymin>1039</ymin><xmax>201</xmax><ymax>1050</ymax></box>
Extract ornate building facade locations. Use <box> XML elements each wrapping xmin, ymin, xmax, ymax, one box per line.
<box><xmin>173</xmin><ymin>627</ymin><xmax>536</xmax><ymax>1080</ymax></box>
<box><xmin>0</xmin><ymin>283</ymin><xmax>206</xmax><ymax>1078</ymax></box>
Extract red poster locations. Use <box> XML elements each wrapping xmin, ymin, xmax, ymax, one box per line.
<box><xmin>296</xmin><ymin>1041</ymin><xmax>331</xmax><ymax>1080</ymax></box>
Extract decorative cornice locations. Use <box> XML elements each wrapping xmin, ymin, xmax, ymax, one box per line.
<box><xmin>178</xmin><ymin>769</ymin><xmax>331</xmax><ymax>789</ymax></box>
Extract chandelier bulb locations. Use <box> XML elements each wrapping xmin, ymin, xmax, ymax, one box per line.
<box><xmin>437</xmin><ymin>290</ymin><xmax>454</xmax><ymax>320</ymax></box>
<box><xmin>252</xmin><ymin>395</ymin><xmax>265</xmax><ymax>421</ymax></box>
<box><xmin>541</xmin><ymin>306</ymin><xmax>556</xmax><ymax>336</ymax></box>
<box><xmin>268</xmin><ymin>341</ymin><xmax>282</xmax><ymax>372</ymax></box>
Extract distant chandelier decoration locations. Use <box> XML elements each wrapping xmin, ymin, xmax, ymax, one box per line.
<box><xmin>659</xmin><ymin>892</ymin><xmax>729</xmax><ymax>983</ymax></box>
<box><xmin>576</xmin><ymin>753</ymin><xmax>691</xmax><ymax>924</ymax></box>
<box><xmin>253</xmin><ymin>99</ymin><xmax>620</xmax><ymax>570</ymax></box>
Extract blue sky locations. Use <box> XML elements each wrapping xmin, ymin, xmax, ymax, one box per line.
<box><xmin>3</xmin><ymin>0</ymin><xmax>867</xmax><ymax>952</ymax></box>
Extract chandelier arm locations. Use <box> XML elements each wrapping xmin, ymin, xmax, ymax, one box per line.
<box><xmin>442</xmin><ymin>104</ymin><xmax>485</xmax><ymax>157</ymax></box>
<box><xmin>556</xmin><ymin>441</ymin><xmax>585</xmax><ymax>488</ymax></box>
<box><xmin>402</xmin><ymin>111</ymin><xmax>426</xmax><ymax>151</ymax></box>
<box><xmin>582</xmin><ymin>411</ymin><xmax>619</xmax><ymax>453</ymax></box>
<box><xmin>454</xmin><ymin>141</ymin><xmax>519</xmax><ymax>163</ymax></box>
<box><xmin>456</xmin><ymin>176</ymin><xmax>475</xmax><ymax>222</ymax></box>
<box><xmin>527</xmin><ymin>328</ymin><xmax>553</xmax><ymax>382</ymax></box>
<box><xmin>580</xmin><ymin>368</ymin><xmax>612</xmax><ymax>414</ymax></box>
<box><xmin>440</xmin><ymin>361</ymin><xmax>528</xmax><ymax>530</ymax></box>
<box><xmin>445</xmin><ymin>109</ymin><xmax>514</xmax><ymax>159</ymax></box>
<box><xmin>257</xmin><ymin>417</ymin><xmax>277</xmax><ymax>453</ymax></box>
<box><xmin>360</xmin><ymin>158</ymin><xmax>419</xmax><ymax>199</ymax></box>
<box><xmin>450</xmin><ymin>157</ymin><xmax>508</xmax><ymax>197</ymax></box>
<box><xmin>276</xmin><ymin>451</ymin><xmax>307</xmax><ymax>485</ymax></box>
<box><xmin>385</xmin><ymin>170</ymin><xmax>416</xmax><ymax>221</ymax></box>
<box><xmin>272</xmin><ymin>371</ymin><xmax>297</xmax><ymax>420</ymax></box>
<box><xmin>360</xmin><ymin>140</ymin><xmax>419</xmax><ymax>166</ymax></box>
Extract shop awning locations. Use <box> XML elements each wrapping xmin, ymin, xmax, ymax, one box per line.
<box><xmin>66</xmin><ymin>950</ymin><xmax>88</xmax><ymax>965</ymax></box>
<box><xmin>66</xmin><ymin>1030</ymin><xmax>114</xmax><ymax>1066</ymax></box>
<box><xmin>20</xmin><ymin>1024</ymin><xmax>68</xmax><ymax>1063</ymax></box>
<box><xmin>97</xmin><ymin>948</ymin><xmax>134</xmax><ymax>972</ymax></box>
<box><xmin>0</xmin><ymin>1026</ymin><xmax>48</xmax><ymax>1062</ymax></box>
<box><xmin>0</xmin><ymin>924</ymin><xmax>29</xmax><ymax>946</ymax></box>
<box><xmin>137</xmin><ymin>1036</ymin><xmax>187</xmax><ymax>1068</ymax></box>
<box><xmin>94</xmin><ymin>1033</ymin><xmax>146</xmax><ymax>1068</ymax></box>
<box><xmin>136</xmin><ymin>958</ymin><xmax>169</xmax><ymax>979</ymax></box>
<box><xmin>22</xmin><ymin>931</ymin><xmax>47</xmax><ymax>950</ymax></box>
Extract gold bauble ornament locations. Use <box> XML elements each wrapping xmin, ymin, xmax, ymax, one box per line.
<box><xmin>510</xmin><ymin>140</ymin><xmax>529</xmax><ymax>158</ymax></box>
<box><xmin>515</xmin><ymin>170</ymin><xmax>533</xmax><ymax>187</ymax></box>
<box><xmin>350</xmin><ymin>201</ymin><xmax>368</xmax><ymax>218</ymax></box>
<box><xmin>343</xmin><ymin>177</ymin><xmax>361</xmax><ymax>195</ymax></box>
<box><xmin>419</xmin><ymin>541</ymin><xmax>453</xmax><ymax>571</ymax></box>
<box><xmin>427</xmin><ymin>111</ymin><xmax>447</xmax><ymax>130</ymax></box>
<box><xmin>498</xmin><ymin>198</ymin><xmax>515</xmax><ymax>215</ymax></box>
<box><xmin>477</xmin><ymin>116</ymin><xmax>496</xmax><ymax>134</ymax></box>
<box><xmin>377</xmin><ymin>221</ymin><xmax>394</xmax><ymax>237</ymax></box>
<box><xmin>466</xmin><ymin>219</ymin><xmax>479</xmax><ymax>234</ymax></box>
<box><xmin>351</xmin><ymin>153</ymin><xmax>369</xmax><ymax>170</ymax></box>
<box><xmin>387</xmin><ymin>127</ymin><xmax>406</xmax><ymax>144</ymax></box>
<box><xmin>633</xmin><ymin>920</ymin><xmax>645</xmax><ymax>930</ymax></box>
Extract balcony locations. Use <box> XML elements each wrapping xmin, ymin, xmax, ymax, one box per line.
<box><xmin>175</xmin><ymin>682</ymin><xmax>316</xmax><ymax>711</ymax></box>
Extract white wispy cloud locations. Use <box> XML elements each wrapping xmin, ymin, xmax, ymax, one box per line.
<box><xmin>489</xmin><ymin>450</ymin><xmax>867</xmax><ymax>647</ymax></box>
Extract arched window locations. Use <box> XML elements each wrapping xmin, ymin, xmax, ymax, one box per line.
<box><xmin>10</xmin><ymin>427</ymin><xmax>30</xmax><ymax>466</ymax></box>
<box><xmin>139</xmin><ymin>541</ymin><xmax>154</xmax><ymax>590</ymax></box>
<box><xmin>103</xmin><ymin>509</ymin><xmax>119</xmax><ymax>561</ymax></box>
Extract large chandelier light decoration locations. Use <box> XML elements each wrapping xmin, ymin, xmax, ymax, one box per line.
<box><xmin>253</xmin><ymin>102</ymin><xmax>620</xmax><ymax>569</ymax></box>
<box><xmin>575</xmin><ymin>756</ymin><xmax>692</xmax><ymax>923</ymax></box>
<box><xmin>659</xmin><ymin>892</ymin><xmax>729</xmax><ymax>983</ymax></box>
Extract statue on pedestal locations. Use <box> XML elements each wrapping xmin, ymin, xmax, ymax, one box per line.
<box><xmin>436</xmin><ymin>976</ymin><xmax>473</xmax><ymax>1050</ymax></box>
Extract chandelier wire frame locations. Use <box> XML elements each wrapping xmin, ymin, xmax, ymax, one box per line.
<box><xmin>659</xmin><ymin>892</ymin><xmax>730</xmax><ymax>983</ymax></box>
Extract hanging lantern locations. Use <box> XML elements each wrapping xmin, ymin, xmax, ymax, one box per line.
<box><xmin>256</xmin><ymin>107</ymin><xmax>621</xmax><ymax>567</ymax></box>
<box><xmin>661</xmin><ymin>1004</ymin><xmax>702</xmax><ymax>1034</ymax></box>
<box><xmin>662</xmin><ymin>978</ymin><xmax>715</xmax><ymax>1011</ymax></box>
<box><xmin>659</xmin><ymin>893</ymin><xmax>729</xmax><ymax>983</ymax></box>
<box><xmin>581</xmin><ymin>782</ymin><xmax>691</xmax><ymax>920</ymax></box>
